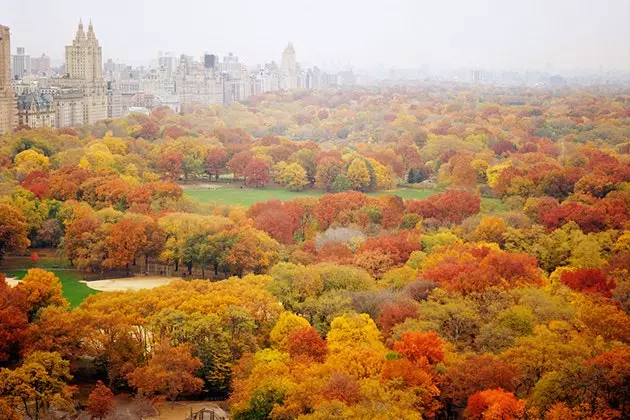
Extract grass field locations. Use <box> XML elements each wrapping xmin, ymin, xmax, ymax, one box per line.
<box><xmin>186</xmin><ymin>187</ymin><xmax>439</xmax><ymax>207</ymax></box>
<box><xmin>185</xmin><ymin>186</ymin><xmax>504</xmax><ymax>212</ymax></box>
<box><xmin>4</xmin><ymin>269</ymin><xmax>99</xmax><ymax>308</ymax></box>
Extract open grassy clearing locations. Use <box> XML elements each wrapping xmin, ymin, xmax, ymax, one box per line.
<box><xmin>4</xmin><ymin>269</ymin><xmax>99</xmax><ymax>308</ymax></box>
<box><xmin>186</xmin><ymin>187</ymin><xmax>438</xmax><ymax>207</ymax></box>
<box><xmin>185</xmin><ymin>186</ymin><xmax>504</xmax><ymax>212</ymax></box>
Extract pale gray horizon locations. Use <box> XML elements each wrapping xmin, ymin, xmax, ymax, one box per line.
<box><xmin>3</xmin><ymin>0</ymin><xmax>630</xmax><ymax>71</ymax></box>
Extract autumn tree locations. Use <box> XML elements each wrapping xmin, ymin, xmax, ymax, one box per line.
<box><xmin>315</xmin><ymin>157</ymin><xmax>344</xmax><ymax>191</ymax></box>
<box><xmin>225</xmin><ymin>227</ymin><xmax>281</xmax><ymax>275</ymax></box>
<box><xmin>394</xmin><ymin>331</ymin><xmax>445</xmax><ymax>365</ymax></box>
<box><xmin>287</xmin><ymin>327</ymin><xmax>327</xmax><ymax>362</ymax></box>
<box><xmin>442</xmin><ymin>355</ymin><xmax>517</xmax><ymax>410</ymax></box>
<box><xmin>450</xmin><ymin>153</ymin><xmax>477</xmax><ymax>188</ymax></box>
<box><xmin>0</xmin><ymin>276</ymin><xmax>28</xmax><ymax>362</ymax></box>
<box><xmin>0</xmin><ymin>351</ymin><xmax>74</xmax><ymax>420</ymax></box>
<box><xmin>128</xmin><ymin>341</ymin><xmax>203</xmax><ymax>402</ymax></box>
<box><xmin>347</xmin><ymin>158</ymin><xmax>371</xmax><ymax>191</ymax></box>
<box><xmin>464</xmin><ymin>388</ymin><xmax>525</xmax><ymax>420</ymax></box>
<box><xmin>86</xmin><ymin>380</ymin><xmax>116</xmax><ymax>420</ymax></box>
<box><xmin>158</xmin><ymin>150</ymin><xmax>184</xmax><ymax>181</ymax></box>
<box><xmin>16</xmin><ymin>269</ymin><xmax>68</xmax><ymax>320</ymax></box>
<box><xmin>205</xmin><ymin>148</ymin><xmax>228</xmax><ymax>181</ymax></box>
<box><xmin>244</xmin><ymin>158</ymin><xmax>271</xmax><ymax>188</ymax></box>
<box><xmin>270</xmin><ymin>312</ymin><xmax>311</xmax><ymax>351</ymax></box>
<box><xmin>277</xmin><ymin>162</ymin><xmax>309</xmax><ymax>191</ymax></box>
<box><xmin>560</xmin><ymin>268</ymin><xmax>615</xmax><ymax>297</ymax></box>
<box><xmin>0</xmin><ymin>204</ymin><xmax>30</xmax><ymax>262</ymax></box>
<box><xmin>103</xmin><ymin>219</ymin><xmax>148</xmax><ymax>275</ymax></box>
<box><xmin>227</xmin><ymin>151</ymin><xmax>253</xmax><ymax>179</ymax></box>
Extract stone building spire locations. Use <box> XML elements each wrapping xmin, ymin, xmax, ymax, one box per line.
<box><xmin>75</xmin><ymin>19</ymin><xmax>85</xmax><ymax>41</ymax></box>
<box><xmin>87</xmin><ymin>19</ymin><xmax>96</xmax><ymax>41</ymax></box>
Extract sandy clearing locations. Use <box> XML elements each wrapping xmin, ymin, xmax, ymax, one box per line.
<box><xmin>5</xmin><ymin>277</ymin><xmax>20</xmax><ymax>287</ymax></box>
<box><xmin>81</xmin><ymin>276</ymin><xmax>179</xmax><ymax>292</ymax></box>
<box><xmin>148</xmin><ymin>401</ymin><xmax>228</xmax><ymax>420</ymax></box>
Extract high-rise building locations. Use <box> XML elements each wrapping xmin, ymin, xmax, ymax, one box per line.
<box><xmin>281</xmin><ymin>43</ymin><xmax>300</xmax><ymax>90</ymax></box>
<box><xmin>54</xmin><ymin>20</ymin><xmax>108</xmax><ymax>126</ymax></box>
<box><xmin>0</xmin><ymin>25</ymin><xmax>16</xmax><ymax>134</ymax></box>
<box><xmin>281</xmin><ymin>43</ymin><xmax>297</xmax><ymax>74</ymax></box>
<box><xmin>30</xmin><ymin>53</ymin><xmax>51</xmax><ymax>77</ymax></box>
<box><xmin>12</xmin><ymin>46</ymin><xmax>31</xmax><ymax>79</ymax></box>
<box><xmin>65</xmin><ymin>21</ymin><xmax>102</xmax><ymax>80</ymax></box>
<box><xmin>158</xmin><ymin>51</ymin><xmax>175</xmax><ymax>78</ymax></box>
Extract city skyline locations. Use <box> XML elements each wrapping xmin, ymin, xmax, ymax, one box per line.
<box><xmin>3</xmin><ymin>0</ymin><xmax>630</xmax><ymax>72</ymax></box>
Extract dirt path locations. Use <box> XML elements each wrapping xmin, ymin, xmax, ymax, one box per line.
<box><xmin>149</xmin><ymin>401</ymin><xmax>229</xmax><ymax>420</ymax></box>
<box><xmin>80</xmin><ymin>276</ymin><xmax>179</xmax><ymax>292</ymax></box>
<box><xmin>5</xmin><ymin>277</ymin><xmax>20</xmax><ymax>286</ymax></box>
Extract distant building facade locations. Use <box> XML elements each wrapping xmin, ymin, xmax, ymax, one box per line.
<box><xmin>17</xmin><ymin>90</ymin><xmax>56</xmax><ymax>128</ymax></box>
<box><xmin>31</xmin><ymin>54</ymin><xmax>52</xmax><ymax>77</ymax></box>
<box><xmin>0</xmin><ymin>25</ymin><xmax>16</xmax><ymax>135</ymax></box>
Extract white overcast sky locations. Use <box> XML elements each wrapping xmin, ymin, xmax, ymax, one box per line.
<box><xmin>3</xmin><ymin>0</ymin><xmax>630</xmax><ymax>70</ymax></box>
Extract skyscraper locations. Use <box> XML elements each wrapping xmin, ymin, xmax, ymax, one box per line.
<box><xmin>11</xmin><ymin>46</ymin><xmax>30</xmax><ymax>79</ymax></box>
<box><xmin>0</xmin><ymin>25</ymin><xmax>16</xmax><ymax>134</ymax></box>
<box><xmin>65</xmin><ymin>20</ymin><xmax>102</xmax><ymax>80</ymax></box>
<box><xmin>56</xmin><ymin>20</ymin><xmax>108</xmax><ymax>126</ymax></box>
<box><xmin>281</xmin><ymin>42</ymin><xmax>297</xmax><ymax>74</ymax></box>
<box><xmin>281</xmin><ymin>43</ymin><xmax>298</xmax><ymax>90</ymax></box>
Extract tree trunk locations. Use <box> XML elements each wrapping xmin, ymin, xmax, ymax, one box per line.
<box><xmin>126</xmin><ymin>263</ymin><xmax>130</xmax><ymax>277</ymax></box>
<box><xmin>187</xmin><ymin>261</ymin><xmax>193</xmax><ymax>276</ymax></box>
<box><xmin>175</xmin><ymin>260</ymin><xmax>179</xmax><ymax>272</ymax></box>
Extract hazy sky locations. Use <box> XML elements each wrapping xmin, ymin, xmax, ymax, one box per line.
<box><xmin>4</xmin><ymin>0</ymin><xmax>630</xmax><ymax>70</ymax></box>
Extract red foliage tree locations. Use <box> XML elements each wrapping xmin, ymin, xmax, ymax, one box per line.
<box><xmin>86</xmin><ymin>380</ymin><xmax>116</xmax><ymax>419</ymax></box>
<box><xmin>465</xmin><ymin>389</ymin><xmax>525</xmax><ymax>420</ymax></box>
<box><xmin>48</xmin><ymin>166</ymin><xmax>92</xmax><ymax>201</ymax></box>
<box><xmin>0</xmin><ymin>275</ymin><xmax>29</xmax><ymax>362</ymax></box>
<box><xmin>249</xmin><ymin>200</ymin><xmax>303</xmax><ymax>244</ymax></box>
<box><xmin>393</xmin><ymin>331</ymin><xmax>445</xmax><ymax>365</ymax></box>
<box><xmin>561</xmin><ymin>269</ymin><xmax>616</xmax><ymax>297</ymax></box>
<box><xmin>377</xmin><ymin>300</ymin><xmax>418</xmax><ymax>337</ymax></box>
<box><xmin>492</xmin><ymin>140</ymin><xmax>516</xmax><ymax>156</ymax></box>
<box><xmin>205</xmin><ymin>148</ymin><xmax>228</xmax><ymax>181</ymax></box>
<box><xmin>244</xmin><ymin>158</ymin><xmax>271</xmax><ymax>188</ymax></box>
<box><xmin>322</xmin><ymin>372</ymin><xmax>361</xmax><ymax>404</ymax></box>
<box><xmin>158</xmin><ymin>151</ymin><xmax>184</xmax><ymax>181</ymax></box>
<box><xmin>314</xmin><ymin>191</ymin><xmax>369</xmax><ymax>229</ymax></box>
<box><xmin>138</xmin><ymin>119</ymin><xmax>160</xmax><ymax>140</ymax></box>
<box><xmin>422</xmin><ymin>245</ymin><xmax>542</xmax><ymax>294</ymax></box>
<box><xmin>21</xmin><ymin>170</ymin><xmax>50</xmax><ymax>198</ymax></box>
<box><xmin>227</xmin><ymin>151</ymin><xmax>253</xmax><ymax>179</ymax></box>
<box><xmin>357</xmin><ymin>230</ymin><xmax>420</xmax><ymax>266</ymax></box>
<box><xmin>382</xmin><ymin>358</ymin><xmax>433</xmax><ymax>388</ymax></box>
<box><xmin>406</xmin><ymin>190</ymin><xmax>480</xmax><ymax>224</ymax></box>
<box><xmin>287</xmin><ymin>327</ymin><xmax>327</xmax><ymax>362</ymax></box>
<box><xmin>442</xmin><ymin>355</ymin><xmax>517</xmax><ymax>409</ymax></box>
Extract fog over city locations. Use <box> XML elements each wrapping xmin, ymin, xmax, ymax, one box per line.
<box><xmin>5</xmin><ymin>0</ymin><xmax>630</xmax><ymax>71</ymax></box>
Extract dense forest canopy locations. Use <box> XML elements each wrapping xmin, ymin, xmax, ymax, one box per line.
<box><xmin>0</xmin><ymin>85</ymin><xmax>629</xmax><ymax>419</ymax></box>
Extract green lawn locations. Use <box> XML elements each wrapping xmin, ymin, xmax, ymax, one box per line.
<box><xmin>4</xmin><ymin>269</ymin><xmax>99</xmax><ymax>308</ymax></box>
<box><xmin>186</xmin><ymin>187</ymin><xmax>439</xmax><ymax>207</ymax></box>
<box><xmin>185</xmin><ymin>186</ymin><xmax>503</xmax><ymax>212</ymax></box>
